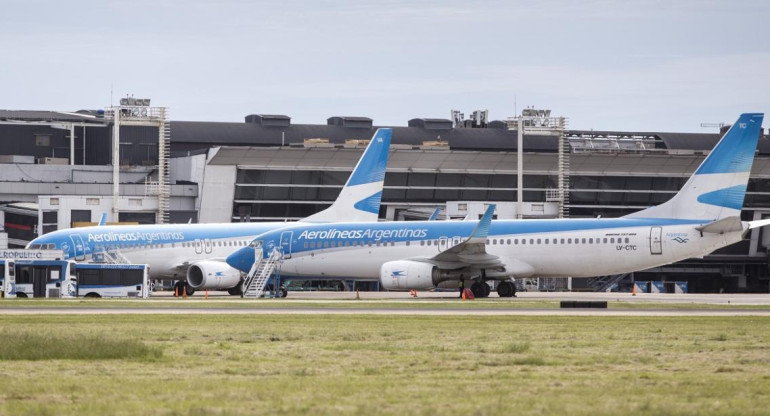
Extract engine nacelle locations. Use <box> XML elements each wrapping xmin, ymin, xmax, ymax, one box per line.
<box><xmin>187</xmin><ymin>261</ymin><xmax>242</xmax><ymax>290</ymax></box>
<box><xmin>380</xmin><ymin>260</ymin><xmax>438</xmax><ymax>290</ymax></box>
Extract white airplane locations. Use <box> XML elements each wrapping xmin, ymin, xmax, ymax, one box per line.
<box><xmin>227</xmin><ymin>113</ymin><xmax>767</xmax><ymax>297</ymax></box>
<box><xmin>26</xmin><ymin>128</ymin><xmax>393</xmax><ymax>295</ymax></box>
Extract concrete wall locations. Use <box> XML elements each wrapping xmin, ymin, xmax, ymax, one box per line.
<box><xmin>198</xmin><ymin>149</ymin><xmax>236</xmax><ymax>223</ymax></box>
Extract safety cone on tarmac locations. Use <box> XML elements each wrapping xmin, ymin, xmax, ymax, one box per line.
<box><xmin>205</xmin><ymin>289</ymin><xmax>209</xmax><ymax>300</ymax></box>
<box><xmin>462</xmin><ymin>289</ymin><xmax>466</xmax><ymax>301</ymax></box>
<box><xmin>174</xmin><ymin>286</ymin><xmax>179</xmax><ymax>298</ymax></box>
<box><xmin>632</xmin><ymin>284</ymin><xmax>637</xmax><ymax>296</ymax></box>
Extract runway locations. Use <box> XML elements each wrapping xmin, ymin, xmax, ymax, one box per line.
<box><xmin>1</xmin><ymin>291</ymin><xmax>769</xmax><ymax>316</ymax></box>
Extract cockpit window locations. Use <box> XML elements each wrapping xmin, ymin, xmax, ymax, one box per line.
<box><xmin>47</xmin><ymin>243</ymin><xmax>56</xmax><ymax>250</ymax></box>
<box><xmin>28</xmin><ymin>244</ymin><xmax>41</xmax><ymax>249</ymax></box>
<box><xmin>249</xmin><ymin>240</ymin><xmax>262</xmax><ymax>249</ymax></box>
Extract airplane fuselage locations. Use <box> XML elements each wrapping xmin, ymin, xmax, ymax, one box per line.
<box><xmin>236</xmin><ymin>218</ymin><xmax>743</xmax><ymax>280</ymax></box>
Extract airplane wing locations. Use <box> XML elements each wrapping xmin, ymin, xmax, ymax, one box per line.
<box><xmin>408</xmin><ymin>204</ymin><xmax>503</xmax><ymax>269</ymax></box>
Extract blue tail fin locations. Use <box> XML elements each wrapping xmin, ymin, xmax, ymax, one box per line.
<box><xmin>626</xmin><ymin>113</ymin><xmax>764</xmax><ymax>220</ymax></box>
<box><xmin>302</xmin><ymin>128</ymin><xmax>392</xmax><ymax>223</ymax></box>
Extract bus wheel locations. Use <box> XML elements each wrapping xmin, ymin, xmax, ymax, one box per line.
<box><xmin>84</xmin><ymin>293</ymin><xmax>101</xmax><ymax>298</ymax></box>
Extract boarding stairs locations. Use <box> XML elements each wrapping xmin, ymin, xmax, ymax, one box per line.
<box><xmin>242</xmin><ymin>248</ymin><xmax>282</xmax><ymax>298</ymax></box>
<box><xmin>587</xmin><ymin>273</ymin><xmax>630</xmax><ymax>292</ymax></box>
<box><xmin>98</xmin><ymin>248</ymin><xmax>131</xmax><ymax>264</ymax></box>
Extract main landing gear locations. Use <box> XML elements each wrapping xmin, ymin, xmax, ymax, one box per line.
<box><xmin>469</xmin><ymin>281</ymin><xmax>517</xmax><ymax>298</ymax></box>
<box><xmin>496</xmin><ymin>281</ymin><xmax>516</xmax><ymax>298</ymax></box>
<box><xmin>470</xmin><ymin>282</ymin><xmax>490</xmax><ymax>298</ymax></box>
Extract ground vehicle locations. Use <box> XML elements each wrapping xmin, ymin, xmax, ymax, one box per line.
<box><xmin>75</xmin><ymin>263</ymin><xmax>150</xmax><ymax>298</ymax></box>
<box><xmin>3</xmin><ymin>259</ymin><xmax>77</xmax><ymax>298</ymax></box>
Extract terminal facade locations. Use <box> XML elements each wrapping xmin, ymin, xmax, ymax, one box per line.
<box><xmin>1</xmin><ymin>107</ymin><xmax>769</xmax><ymax>293</ymax></box>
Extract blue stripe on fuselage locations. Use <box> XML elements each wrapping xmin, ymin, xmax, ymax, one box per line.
<box><xmin>259</xmin><ymin>217</ymin><xmax>707</xmax><ymax>257</ymax></box>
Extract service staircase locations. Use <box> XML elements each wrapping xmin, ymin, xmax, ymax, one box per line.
<box><xmin>97</xmin><ymin>248</ymin><xmax>131</xmax><ymax>264</ymax></box>
<box><xmin>242</xmin><ymin>248</ymin><xmax>283</xmax><ymax>298</ymax></box>
<box><xmin>587</xmin><ymin>273</ymin><xmax>630</xmax><ymax>292</ymax></box>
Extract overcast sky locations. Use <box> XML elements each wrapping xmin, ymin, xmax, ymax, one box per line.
<box><xmin>2</xmin><ymin>0</ymin><xmax>768</xmax><ymax>132</ymax></box>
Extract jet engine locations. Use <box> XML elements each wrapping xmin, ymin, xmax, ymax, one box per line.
<box><xmin>186</xmin><ymin>260</ymin><xmax>242</xmax><ymax>290</ymax></box>
<box><xmin>380</xmin><ymin>260</ymin><xmax>439</xmax><ymax>290</ymax></box>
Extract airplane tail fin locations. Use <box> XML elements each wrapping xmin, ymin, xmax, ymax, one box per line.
<box><xmin>625</xmin><ymin>113</ymin><xmax>764</xmax><ymax>221</ymax></box>
<box><xmin>301</xmin><ymin>128</ymin><xmax>392</xmax><ymax>223</ymax></box>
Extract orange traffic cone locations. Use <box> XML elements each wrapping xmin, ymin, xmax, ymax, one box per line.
<box><xmin>174</xmin><ymin>286</ymin><xmax>179</xmax><ymax>298</ymax></box>
<box><xmin>632</xmin><ymin>284</ymin><xmax>637</xmax><ymax>296</ymax></box>
<box><xmin>355</xmin><ymin>289</ymin><xmax>360</xmax><ymax>300</ymax></box>
<box><xmin>462</xmin><ymin>289</ymin><xmax>466</xmax><ymax>301</ymax></box>
<box><xmin>183</xmin><ymin>287</ymin><xmax>187</xmax><ymax>299</ymax></box>
<box><xmin>205</xmin><ymin>289</ymin><xmax>209</xmax><ymax>299</ymax></box>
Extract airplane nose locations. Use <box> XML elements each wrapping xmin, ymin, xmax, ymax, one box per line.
<box><xmin>226</xmin><ymin>247</ymin><xmax>253</xmax><ymax>272</ymax></box>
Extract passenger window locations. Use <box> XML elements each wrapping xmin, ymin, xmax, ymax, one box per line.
<box><xmin>406</xmin><ymin>241</ymin><xmax>410</xmax><ymax>246</ymax></box>
<box><xmin>589</xmin><ymin>238</ymin><xmax>593</xmax><ymax>244</ymax></box>
<box><xmin>611</xmin><ymin>238</ymin><xmax>615</xmax><ymax>244</ymax></box>
<box><xmin>521</xmin><ymin>239</ymin><xmax>526</xmax><ymax>245</ymax></box>
<box><xmin>420</xmin><ymin>241</ymin><xmax>424</xmax><ymax>246</ymax></box>
<box><xmin>537</xmin><ymin>239</ymin><xmax>541</xmax><ymax>244</ymax></box>
<box><xmin>625</xmin><ymin>238</ymin><xmax>630</xmax><ymax>243</ymax></box>
<box><xmin>506</xmin><ymin>239</ymin><xmax>511</xmax><ymax>245</ymax></box>
<box><xmin>514</xmin><ymin>239</ymin><xmax>519</xmax><ymax>244</ymax></box>
<box><xmin>545</xmin><ymin>239</ymin><xmax>549</xmax><ymax>244</ymax></box>
<box><xmin>530</xmin><ymin>239</ymin><xmax>534</xmax><ymax>244</ymax></box>
<box><xmin>581</xmin><ymin>238</ymin><xmax>586</xmax><ymax>244</ymax></box>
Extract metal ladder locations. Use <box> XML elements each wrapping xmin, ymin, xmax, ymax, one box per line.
<box><xmin>242</xmin><ymin>248</ymin><xmax>282</xmax><ymax>298</ymax></box>
<box><xmin>98</xmin><ymin>248</ymin><xmax>131</xmax><ymax>264</ymax></box>
<box><xmin>587</xmin><ymin>273</ymin><xmax>630</xmax><ymax>292</ymax></box>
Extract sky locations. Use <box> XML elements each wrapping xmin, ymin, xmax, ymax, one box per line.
<box><xmin>1</xmin><ymin>0</ymin><xmax>769</xmax><ymax>132</ymax></box>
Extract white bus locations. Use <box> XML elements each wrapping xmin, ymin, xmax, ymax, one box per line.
<box><xmin>75</xmin><ymin>264</ymin><xmax>150</xmax><ymax>298</ymax></box>
<box><xmin>2</xmin><ymin>259</ymin><xmax>77</xmax><ymax>298</ymax></box>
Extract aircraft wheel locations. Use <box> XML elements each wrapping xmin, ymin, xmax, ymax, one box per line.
<box><xmin>471</xmin><ymin>282</ymin><xmax>485</xmax><ymax>298</ymax></box>
<box><xmin>481</xmin><ymin>282</ymin><xmax>491</xmax><ymax>298</ymax></box>
<box><xmin>497</xmin><ymin>281</ymin><xmax>514</xmax><ymax>297</ymax></box>
<box><xmin>228</xmin><ymin>286</ymin><xmax>242</xmax><ymax>296</ymax></box>
<box><xmin>185</xmin><ymin>285</ymin><xmax>195</xmax><ymax>296</ymax></box>
<box><xmin>279</xmin><ymin>287</ymin><xmax>288</xmax><ymax>298</ymax></box>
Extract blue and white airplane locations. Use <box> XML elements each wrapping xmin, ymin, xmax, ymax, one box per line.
<box><xmin>26</xmin><ymin>128</ymin><xmax>393</xmax><ymax>295</ymax></box>
<box><xmin>227</xmin><ymin>113</ymin><xmax>768</xmax><ymax>297</ymax></box>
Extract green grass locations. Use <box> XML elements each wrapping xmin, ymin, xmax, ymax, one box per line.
<box><xmin>0</xmin><ymin>315</ymin><xmax>769</xmax><ymax>415</ymax></box>
<box><xmin>0</xmin><ymin>332</ymin><xmax>161</xmax><ymax>361</ymax></box>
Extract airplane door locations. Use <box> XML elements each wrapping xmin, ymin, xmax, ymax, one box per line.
<box><xmin>438</xmin><ymin>237</ymin><xmax>448</xmax><ymax>252</ymax></box>
<box><xmin>70</xmin><ymin>234</ymin><xmax>86</xmax><ymax>261</ymax></box>
<box><xmin>194</xmin><ymin>239</ymin><xmax>203</xmax><ymax>254</ymax></box>
<box><xmin>3</xmin><ymin>261</ymin><xmax>16</xmax><ymax>298</ymax></box>
<box><xmin>280</xmin><ymin>231</ymin><xmax>293</xmax><ymax>259</ymax></box>
<box><xmin>650</xmin><ymin>227</ymin><xmax>662</xmax><ymax>255</ymax></box>
<box><xmin>203</xmin><ymin>239</ymin><xmax>213</xmax><ymax>254</ymax></box>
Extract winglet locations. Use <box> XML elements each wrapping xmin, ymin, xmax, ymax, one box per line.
<box><xmin>428</xmin><ymin>207</ymin><xmax>441</xmax><ymax>221</ymax></box>
<box><xmin>468</xmin><ymin>204</ymin><xmax>495</xmax><ymax>241</ymax></box>
<box><xmin>98</xmin><ymin>212</ymin><xmax>107</xmax><ymax>226</ymax></box>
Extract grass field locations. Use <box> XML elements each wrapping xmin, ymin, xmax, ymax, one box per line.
<box><xmin>0</xmin><ymin>315</ymin><xmax>769</xmax><ymax>415</ymax></box>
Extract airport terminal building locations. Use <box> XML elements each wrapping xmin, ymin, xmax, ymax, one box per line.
<box><xmin>1</xmin><ymin>106</ymin><xmax>769</xmax><ymax>293</ymax></box>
